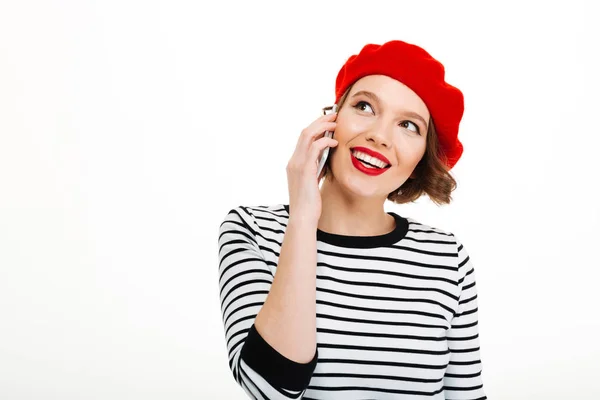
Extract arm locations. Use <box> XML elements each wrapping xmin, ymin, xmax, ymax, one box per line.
<box><xmin>443</xmin><ymin>236</ymin><xmax>487</xmax><ymax>400</ymax></box>
<box><xmin>217</xmin><ymin>206</ymin><xmax>318</xmax><ymax>399</ymax></box>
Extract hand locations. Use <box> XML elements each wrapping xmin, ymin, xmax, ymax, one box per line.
<box><xmin>286</xmin><ymin>111</ymin><xmax>338</xmax><ymax>225</ymax></box>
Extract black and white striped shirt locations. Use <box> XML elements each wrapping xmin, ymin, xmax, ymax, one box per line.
<box><xmin>217</xmin><ymin>204</ymin><xmax>486</xmax><ymax>400</ymax></box>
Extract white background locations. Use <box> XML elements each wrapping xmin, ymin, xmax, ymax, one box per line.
<box><xmin>1</xmin><ymin>1</ymin><xmax>599</xmax><ymax>399</ymax></box>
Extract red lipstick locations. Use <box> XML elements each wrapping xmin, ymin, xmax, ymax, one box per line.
<box><xmin>350</xmin><ymin>151</ymin><xmax>390</xmax><ymax>176</ymax></box>
<box><xmin>351</xmin><ymin>146</ymin><xmax>391</xmax><ymax>165</ymax></box>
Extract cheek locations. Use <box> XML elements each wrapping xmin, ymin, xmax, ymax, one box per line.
<box><xmin>393</xmin><ymin>140</ymin><xmax>426</xmax><ymax>166</ymax></box>
<box><xmin>335</xmin><ymin>118</ymin><xmax>372</xmax><ymax>140</ymax></box>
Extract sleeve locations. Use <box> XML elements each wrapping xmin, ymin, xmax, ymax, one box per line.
<box><xmin>443</xmin><ymin>235</ymin><xmax>487</xmax><ymax>400</ymax></box>
<box><xmin>217</xmin><ymin>206</ymin><xmax>318</xmax><ymax>399</ymax></box>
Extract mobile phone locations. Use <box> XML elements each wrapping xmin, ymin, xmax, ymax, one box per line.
<box><xmin>316</xmin><ymin>104</ymin><xmax>338</xmax><ymax>178</ymax></box>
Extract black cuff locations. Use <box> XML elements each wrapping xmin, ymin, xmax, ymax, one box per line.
<box><xmin>240</xmin><ymin>323</ymin><xmax>318</xmax><ymax>391</ymax></box>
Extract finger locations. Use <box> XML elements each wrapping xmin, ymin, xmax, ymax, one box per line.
<box><xmin>298</xmin><ymin>121</ymin><xmax>336</xmax><ymax>146</ymax></box>
<box><xmin>303</xmin><ymin>112</ymin><xmax>337</xmax><ymax>136</ymax></box>
<box><xmin>295</xmin><ymin>112</ymin><xmax>337</xmax><ymax>145</ymax></box>
<box><xmin>288</xmin><ymin>135</ymin><xmax>337</xmax><ymax>174</ymax></box>
<box><xmin>314</xmin><ymin>111</ymin><xmax>337</xmax><ymax>125</ymax></box>
<box><xmin>310</xmin><ymin>136</ymin><xmax>338</xmax><ymax>162</ymax></box>
<box><xmin>294</xmin><ymin>123</ymin><xmax>336</xmax><ymax>157</ymax></box>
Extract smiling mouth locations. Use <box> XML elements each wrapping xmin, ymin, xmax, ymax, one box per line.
<box><xmin>350</xmin><ymin>150</ymin><xmax>391</xmax><ymax>169</ymax></box>
<box><xmin>350</xmin><ymin>152</ymin><xmax>391</xmax><ymax>176</ymax></box>
<box><xmin>363</xmin><ymin>159</ymin><xmax>387</xmax><ymax>168</ymax></box>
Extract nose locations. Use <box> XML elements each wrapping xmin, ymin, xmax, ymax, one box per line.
<box><xmin>364</xmin><ymin>119</ymin><xmax>394</xmax><ymax>148</ymax></box>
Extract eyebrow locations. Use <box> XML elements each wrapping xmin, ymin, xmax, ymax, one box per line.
<box><xmin>350</xmin><ymin>90</ymin><xmax>429</xmax><ymax>130</ymax></box>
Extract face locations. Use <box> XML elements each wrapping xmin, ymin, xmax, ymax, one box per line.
<box><xmin>327</xmin><ymin>74</ymin><xmax>431</xmax><ymax>199</ymax></box>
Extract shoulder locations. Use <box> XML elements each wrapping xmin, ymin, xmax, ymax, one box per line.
<box><xmin>404</xmin><ymin>216</ymin><xmax>457</xmax><ymax>242</ymax></box>
<box><xmin>230</xmin><ymin>203</ymin><xmax>288</xmax><ymax>223</ymax></box>
<box><xmin>403</xmin><ymin>217</ymin><xmax>476</xmax><ymax>282</ymax></box>
<box><xmin>402</xmin><ymin>215</ymin><xmax>466</xmax><ymax>259</ymax></box>
<box><xmin>222</xmin><ymin>203</ymin><xmax>285</xmax><ymax>218</ymax></box>
<box><xmin>221</xmin><ymin>203</ymin><xmax>288</xmax><ymax>232</ymax></box>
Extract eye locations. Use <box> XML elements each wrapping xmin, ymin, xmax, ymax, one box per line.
<box><xmin>400</xmin><ymin>120</ymin><xmax>421</xmax><ymax>135</ymax></box>
<box><xmin>353</xmin><ymin>100</ymin><xmax>374</xmax><ymax>114</ymax></box>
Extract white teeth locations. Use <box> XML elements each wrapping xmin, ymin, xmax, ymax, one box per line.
<box><xmin>359</xmin><ymin>159</ymin><xmax>378</xmax><ymax>169</ymax></box>
<box><xmin>352</xmin><ymin>150</ymin><xmax>389</xmax><ymax>169</ymax></box>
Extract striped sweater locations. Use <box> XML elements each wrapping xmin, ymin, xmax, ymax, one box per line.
<box><xmin>217</xmin><ymin>203</ymin><xmax>486</xmax><ymax>400</ymax></box>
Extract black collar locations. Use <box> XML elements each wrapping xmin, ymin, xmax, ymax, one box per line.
<box><xmin>283</xmin><ymin>204</ymin><xmax>409</xmax><ymax>249</ymax></box>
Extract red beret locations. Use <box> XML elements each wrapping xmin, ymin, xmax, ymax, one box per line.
<box><xmin>334</xmin><ymin>40</ymin><xmax>465</xmax><ymax>170</ymax></box>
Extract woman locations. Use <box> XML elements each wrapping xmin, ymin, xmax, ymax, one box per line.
<box><xmin>218</xmin><ymin>40</ymin><xmax>486</xmax><ymax>400</ymax></box>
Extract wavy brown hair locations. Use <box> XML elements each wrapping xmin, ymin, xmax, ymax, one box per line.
<box><xmin>320</xmin><ymin>84</ymin><xmax>458</xmax><ymax>206</ymax></box>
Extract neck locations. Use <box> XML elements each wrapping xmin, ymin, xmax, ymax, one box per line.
<box><xmin>317</xmin><ymin>176</ymin><xmax>395</xmax><ymax>236</ymax></box>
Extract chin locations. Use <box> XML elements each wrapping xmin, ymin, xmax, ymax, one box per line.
<box><xmin>339</xmin><ymin>175</ymin><xmax>384</xmax><ymax>197</ymax></box>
